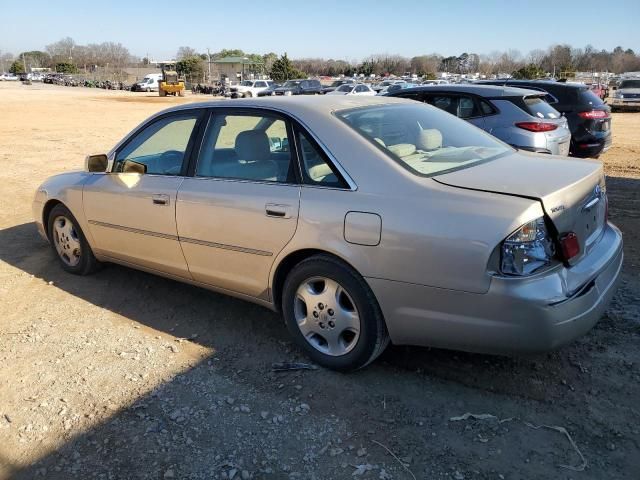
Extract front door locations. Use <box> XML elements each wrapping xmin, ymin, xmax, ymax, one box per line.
<box><xmin>176</xmin><ymin>109</ymin><xmax>300</xmax><ymax>299</ymax></box>
<box><xmin>83</xmin><ymin>110</ymin><xmax>203</xmax><ymax>278</ymax></box>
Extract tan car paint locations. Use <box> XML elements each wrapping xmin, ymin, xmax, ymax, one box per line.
<box><xmin>33</xmin><ymin>96</ymin><xmax>623</xmax><ymax>354</ymax></box>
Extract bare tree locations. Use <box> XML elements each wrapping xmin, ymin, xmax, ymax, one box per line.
<box><xmin>177</xmin><ymin>46</ymin><xmax>198</xmax><ymax>60</ymax></box>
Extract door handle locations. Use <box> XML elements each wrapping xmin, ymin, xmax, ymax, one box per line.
<box><xmin>265</xmin><ymin>203</ymin><xmax>291</xmax><ymax>219</ymax></box>
<box><xmin>152</xmin><ymin>194</ymin><xmax>170</xmax><ymax>206</ymax></box>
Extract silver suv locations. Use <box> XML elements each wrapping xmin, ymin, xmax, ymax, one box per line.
<box><xmin>387</xmin><ymin>84</ymin><xmax>572</xmax><ymax>156</ymax></box>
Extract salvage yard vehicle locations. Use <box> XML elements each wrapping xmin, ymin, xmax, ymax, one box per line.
<box><xmin>132</xmin><ymin>73</ymin><xmax>162</xmax><ymax>92</ymax></box>
<box><xmin>229</xmin><ymin>80</ymin><xmax>274</xmax><ymax>98</ymax></box>
<box><xmin>326</xmin><ymin>83</ymin><xmax>376</xmax><ymax>96</ymax></box>
<box><xmin>388</xmin><ymin>84</ymin><xmax>572</xmax><ymax>155</ymax></box>
<box><xmin>609</xmin><ymin>79</ymin><xmax>640</xmax><ymax>112</ymax></box>
<box><xmin>478</xmin><ymin>80</ymin><xmax>612</xmax><ymax>158</ymax></box>
<box><xmin>257</xmin><ymin>83</ymin><xmax>281</xmax><ymax>97</ymax></box>
<box><xmin>321</xmin><ymin>79</ymin><xmax>356</xmax><ymax>94</ymax></box>
<box><xmin>273</xmin><ymin>79</ymin><xmax>323</xmax><ymax>95</ymax></box>
<box><xmin>33</xmin><ymin>97</ymin><xmax>623</xmax><ymax>371</ymax></box>
<box><xmin>158</xmin><ymin>63</ymin><xmax>185</xmax><ymax>97</ymax></box>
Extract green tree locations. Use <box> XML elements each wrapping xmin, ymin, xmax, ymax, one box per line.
<box><xmin>176</xmin><ymin>55</ymin><xmax>205</xmax><ymax>82</ymax></box>
<box><xmin>512</xmin><ymin>63</ymin><xmax>546</xmax><ymax>79</ymax></box>
<box><xmin>269</xmin><ymin>53</ymin><xmax>305</xmax><ymax>82</ymax></box>
<box><xmin>55</xmin><ymin>62</ymin><xmax>78</xmax><ymax>73</ymax></box>
<box><xmin>9</xmin><ymin>60</ymin><xmax>25</xmax><ymax>74</ymax></box>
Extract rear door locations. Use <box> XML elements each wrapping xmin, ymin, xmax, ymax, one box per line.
<box><xmin>176</xmin><ymin>108</ymin><xmax>300</xmax><ymax>299</ymax></box>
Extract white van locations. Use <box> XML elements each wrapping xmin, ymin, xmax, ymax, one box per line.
<box><xmin>134</xmin><ymin>73</ymin><xmax>162</xmax><ymax>92</ymax></box>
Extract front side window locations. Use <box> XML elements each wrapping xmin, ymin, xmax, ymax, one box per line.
<box><xmin>114</xmin><ymin>113</ymin><xmax>199</xmax><ymax>175</ymax></box>
<box><xmin>196</xmin><ymin>112</ymin><xmax>295</xmax><ymax>183</ymax></box>
<box><xmin>336</xmin><ymin>104</ymin><xmax>511</xmax><ymax>177</ymax></box>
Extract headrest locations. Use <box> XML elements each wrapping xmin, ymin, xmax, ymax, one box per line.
<box><xmin>417</xmin><ymin>129</ymin><xmax>443</xmax><ymax>151</ymax></box>
<box><xmin>235</xmin><ymin>130</ymin><xmax>270</xmax><ymax>161</ymax></box>
<box><xmin>388</xmin><ymin>143</ymin><xmax>417</xmax><ymax>157</ymax></box>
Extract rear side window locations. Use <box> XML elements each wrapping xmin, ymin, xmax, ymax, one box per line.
<box><xmin>577</xmin><ymin>88</ymin><xmax>605</xmax><ymax>107</ymax></box>
<box><xmin>426</xmin><ymin>95</ymin><xmax>481</xmax><ymax>119</ymax></box>
<box><xmin>296</xmin><ymin>130</ymin><xmax>347</xmax><ymax>188</ymax></box>
<box><xmin>523</xmin><ymin>96</ymin><xmax>561</xmax><ymax>119</ymax></box>
<box><xmin>479</xmin><ymin>99</ymin><xmax>496</xmax><ymax>115</ymax></box>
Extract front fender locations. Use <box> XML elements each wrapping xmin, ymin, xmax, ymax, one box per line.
<box><xmin>34</xmin><ymin>171</ymin><xmax>95</xmax><ymax>246</ymax></box>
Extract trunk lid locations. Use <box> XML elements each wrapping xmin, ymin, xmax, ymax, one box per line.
<box><xmin>435</xmin><ymin>151</ymin><xmax>607</xmax><ymax>262</ymax></box>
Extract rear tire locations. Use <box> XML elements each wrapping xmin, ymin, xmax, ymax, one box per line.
<box><xmin>282</xmin><ymin>255</ymin><xmax>389</xmax><ymax>371</ymax></box>
<box><xmin>47</xmin><ymin>204</ymin><xmax>100</xmax><ymax>275</ymax></box>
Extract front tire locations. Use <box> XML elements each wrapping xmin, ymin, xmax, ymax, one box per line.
<box><xmin>47</xmin><ymin>204</ymin><xmax>100</xmax><ymax>275</ymax></box>
<box><xmin>282</xmin><ymin>255</ymin><xmax>389</xmax><ymax>371</ymax></box>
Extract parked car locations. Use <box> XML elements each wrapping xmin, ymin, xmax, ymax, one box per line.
<box><xmin>257</xmin><ymin>83</ymin><xmax>282</xmax><ymax>97</ymax></box>
<box><xmin>229</xmin><ymin>79</ymin><xmax>274</xmax><ymax>98</ymax></box>
<box><xmin>372</xmin><ymin>79</ymin><xmax>405</xmax><ymax>92</ymax></box>
<box><xmin>609</xmin><ymin>79</ymin><xmax>640</xmax><ymax>112</ymax></box>
<box><xmin>588</xmin><ymin>83</ymin><xmax>607</xmax><ymax>100</ymax></box>
<box><xmin>33</xmin><ymin>96</ymin><xmax>622</xmax><ymax>371</ymax></box>
<box><xmin>321</xmin><ymin>79</ymin><xmax>355</xmax><ymax>94</ymax></box>
<box><xmin>132</xmin><ymin>73</ymin><xmax>162</xmax><ymax>92</ymax></box>
<box><xmin>477</xmin><ymin>80</ymin><xmax>611</xmax><ymax>158</ymax></box>
<box><xmin>421</xmin><ymin>79</ymin><xmax>449</xmax><ymax>85</ymax></box>
<box><xmin>377</xmin><ymin>82</ymin><xmax>421</xmax><ymax>95</ymax></box>
<box><xmin>326</xmin><ymin>83</ymin><xmax>376</xmax><ymax>96</ymax></box>
<box><xmin>273</xmin><ymin>79</ymin><xmax>323</xmax><ymax>95</ymax></box>
<box><xmin>387</xmin><ymin>84</ymin><xmax>571</xmax><ymax>155</ymax></box>
<box><xmin>0</xmin><ymin>73</ymin><xmax>19</xmax><ymax>81</ymax></box>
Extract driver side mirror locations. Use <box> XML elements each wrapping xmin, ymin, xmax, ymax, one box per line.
<box><xmin>85</xmin><ymin>154</ymin><xmax>108</xmax><ymax>172</ymax></box>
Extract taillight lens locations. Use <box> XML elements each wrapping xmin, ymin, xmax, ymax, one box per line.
<box><xmin>577</xmin><ymin>110</ymin><xmax>609</xmax><ymax>119</ymax></box>
<box><xmin>515</xmin><ymin>122</ymin><xmax>558</xmax><ymax>132</ymax></box>
<box><xmin>560</xmin><ymin>232</ymin><xmax>580</xmax><ymax>260</ymax></box>
<box><xmin>501</xmin><ymin>217</ymin><xmax>555</xmax><ymax>276</ymax></box>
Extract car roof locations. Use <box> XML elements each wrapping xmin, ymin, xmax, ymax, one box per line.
<box><xmin>155</xmin><ymin>95</ymin><xmax>412</xmax><ymax>117</ymax></box>
<box><xmin>477</xmin><ymin>79</ymin><xmax>586</xmax><ymax>91</ymax></box>
<box><xmin>391</xmin><ymin>84</ymin><xmax>542</xmax><ymax>98</ymax></box>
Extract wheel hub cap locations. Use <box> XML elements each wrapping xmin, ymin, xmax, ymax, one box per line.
<box><xmin>53</xmin><ymin>216</ymin><xmax>81</xmax><ymax>267</ymax></box>
<box><xmin>294</xmin><ymin>277</ymin><xmax>360</xmax><ymax>356</ymax></box>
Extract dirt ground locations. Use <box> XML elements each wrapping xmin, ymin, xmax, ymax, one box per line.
<box><xmin>0</xmin><ymin>82</ymin><xmax>638</xmax><ymax>480</ymax></box>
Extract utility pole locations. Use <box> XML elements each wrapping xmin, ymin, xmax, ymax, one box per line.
<box><xmin>22</xmin><ymin>53</ymin><xmax>27</xmax><ymax>73</ymax></box>
<box><xmin>207</xmin><ymin>48</ymin><xmax>211</xmax><ymax>84</ymax></box>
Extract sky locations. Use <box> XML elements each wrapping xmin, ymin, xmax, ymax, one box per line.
<box><xmin>1</xmin><ymin>0</ymin><xmax>638</xmax><ymax>61</ymax></box>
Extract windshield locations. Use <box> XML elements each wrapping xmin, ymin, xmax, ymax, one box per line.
<box><xmin>620</xmin><ymin>80</ymin><xmax>640</xmax><ymax>89</ymax></box>
<box><xmin>283</xmin><ymin>81</ymin><xmax>301</xmax><ymax>88</ymax></box>
<box><xmin>336</xmin><ymin>84</ymin><xmax>354</xmax><ymax>92</ymax></box>
<box><xmin>240</xmin><ymin>81</ymin><xmax>254</xmax><ymax>86</ymax></box>
<box><xmin>331</xmin><ymin>81</ymin><xmax>346</xmax><ymax>87</ymax></box>
<box><xmin>336</xmin><ymin>104</ymin><xmax>511</xmax><ymax>177</ymax></box>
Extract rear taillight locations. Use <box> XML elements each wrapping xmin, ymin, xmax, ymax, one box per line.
<box><xmin>560</xmin><ymin>232</ymin><xmax>580</xmax><ymax>260</ymax></box>
<box><xmin>577</xmin><ymin>110</ymin><xmax>609</xmax><ymax>119</ymax></box>
<box><xmin>515</xmin><ymin>122</ymin><xmax>558</xmax><ymax>132</ymax></box>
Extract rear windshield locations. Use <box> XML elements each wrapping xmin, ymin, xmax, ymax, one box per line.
<box><xmin>619</xmin><ymin>80</ymin><xmax>640</xmax><ymax>89</ymax></box>
<box><xmin>336</xmin><ymin>104</ymin><xmax>511</xmax><ymax>177</ymax></box>
<box><xmin>523</xmin><ymin>96</ymin><xmax>561</xmax><ymax>119</ymax></box>
<box><xmin>577</xmin><ymin>87</ymin><xmax>605</xmax><ymax>107</ymax></box>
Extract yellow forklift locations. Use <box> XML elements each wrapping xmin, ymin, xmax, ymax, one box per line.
<box><xmin>158</xmin><ymin>62</ymin><xmax>185</xmax><ymax>97</ymax></box>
